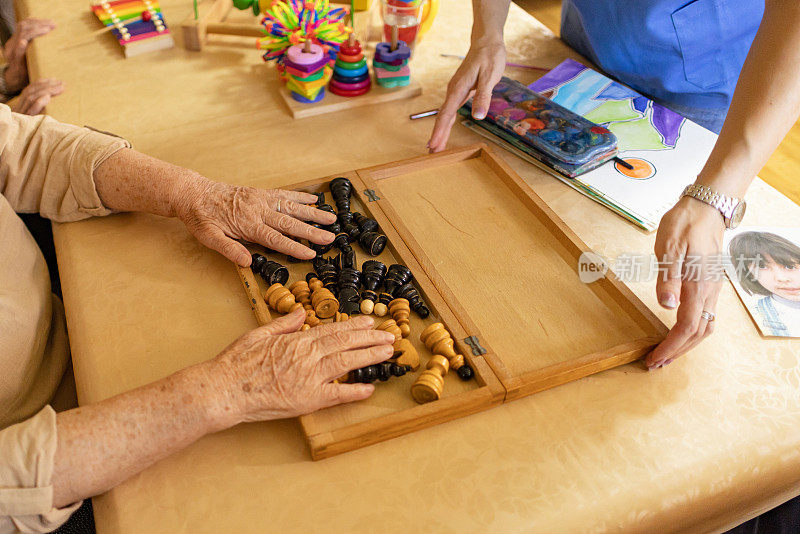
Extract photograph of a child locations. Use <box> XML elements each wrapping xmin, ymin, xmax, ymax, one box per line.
<box><xmin>724</xmin><ymin>227</ymin><xmax>800</xmax><ymax>338</ymax></box>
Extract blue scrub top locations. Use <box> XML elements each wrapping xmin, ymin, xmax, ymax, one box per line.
<box><xmin>560</xmin><ymin>0</ymin><xmax>764</xmax><ymax>133</ymax></box>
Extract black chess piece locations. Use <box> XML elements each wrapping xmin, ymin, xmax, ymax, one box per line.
<box><xmin>396</xmin><ymin>283</ymin><xmax>430</xmax><ymax>318</ymax></box>
<box><xmin>352</xmin><ymin>212</ymin><xmax>379</xmax><ymax>234</ymax></box>
<box><xmin>359</xmin><ymin>260</ymin><xmax>387</xmax><ymax>314</ymax></box>
<box><xmin>314</xmin><ymin>192</ymin><xmax>325</xmax><ymax>207</ymax></box>
<box><xmin>251</xmin><ymin>253</ymin><xmax>289</xmax><ymax>285</ymax></box>
<box><xmin>456</xmin><ymin>364</ymin><xmax>475</xmax><ymax>381</ymax></box>
<box><xmin>375</xmin><ymin>264</ymin><xmax>412</xmax><ymax>314</ymax></box>
<box><xmin>358</xmin><ymin>231</ymin><xmax>387</xmax><ymax>256</ymax></box>
<box><xmin>313</xmin><ymin>256</ymin><xmax>339</xmax><ymax>294</ymax></box>
<box><xmin>337</xmin><ymin>246</ymin><xmax>357</xmax><ymax>270</ymax></box>
<box><xmin>337</xmin><ymin>211</ymin><xmax>361</xmax><ymax>241</ymax></box>
<box><xmin>329</xmin><ymin>177</ymin><xmax>353</xmax><ymax>214</ymax></box>
<box><xmin>322</xmin><ymin>216</ymin><xmax>351</xmax><ymax>251</ymax></box>
<box><xmin>317</xmin><ymin>203</ymin><xmax>336</xmax><ymax>216</ymax></box>
<box><xmin>337</xmin><ymin>267</ymin><xmax>361</xmax><ymax>315</ymax></box>
<box><xmin>349</xmin><ymin>362</ymin><xmax>411</xmax><ymax>383</ymax></box>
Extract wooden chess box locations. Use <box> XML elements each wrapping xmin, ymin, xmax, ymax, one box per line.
<box><xmin>242</xmin><ymin>144</ymin><xmax>668</xmax><ymax>460</ymax></box>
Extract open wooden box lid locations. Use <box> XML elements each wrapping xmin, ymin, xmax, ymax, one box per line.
<box><xmin>355</xmin><ymin>144</ymin><xmax>668</xmax><ymax>401</ymax></box>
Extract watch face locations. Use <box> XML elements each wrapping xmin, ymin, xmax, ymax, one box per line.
<box><xmin>729</xmin><ymin>200</ymin><xmax>746</xmax><ymax>228</ymax></box>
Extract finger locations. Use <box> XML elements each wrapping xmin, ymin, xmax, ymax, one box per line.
<box><xmin>655</xmin><ymin>245</ymin><xmax>685</xmax><ymax>310</ymax></box>
<box><xmin>277</xmin><ymin>199</ymin><xmax>336</xmax><ymax>225</ymax></box>
<box><xmin>660</xmin><ymin>282</ymin><xmax>722</xmax><ymax>367</ymax></box>
<box><xmin>27</xmin><ymin>94</ymin><xmax>50</xmax><ymax>115</ymax></box>
<box><xmin>193</xmin><ymin>223</ymin><xmax>251</xmax><ymax>266</ymax></box>
<box><xmin>428</xmin><ymin>80</ymin><xmax>475</xmax><ymax>153</ymax></box>
<box><xmin>320</xmin><ymin>382</ymin><xmax>375</xmax><ymax>407</ymax></box>
<box><xmin>645</xmin><ymin>280</ymin><xmax>706</xmax><ymax>367</ymax></box>
<box><xmin>317</xmin><ymin>345</ymin><xmax>395</xmax><ymax>382</ymax></box>
<box><xmin>268</xmin><ymin>189</ymin><xmax>319</xmax><ymax>204</ymax></box>
<box><xmin>313</xmin><ymin>329</ymin><xmax>396</xmax><ymax>356</ymax></box>
<box><xmin>264</xmin><ymin>208</ymin><xmax>334</xmax><ymax>243</ymax></box>
<box><xmin>251</xmin><ymin>307</ymin><xmax>306</xmax><ymax>337</ymax></box>
<box><xmin>250</xmin><ymin>225</ymin><xmax>316</xmax><ymax>260</ymax></box>
<box><xmin>297</xmin><ymin>315</ymin><xmax>374</xmax><ymax>340</ymax></box>
<box><xmin>471</xmin><ymin>68</ymin><xmax>501</xmax><ymax>120</ymax></box>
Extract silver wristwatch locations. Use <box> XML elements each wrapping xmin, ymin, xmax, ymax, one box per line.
<box><xmin>681</xmin><ymin>184</ymin><xmax>746</xmax><ymax>229</ymax></box>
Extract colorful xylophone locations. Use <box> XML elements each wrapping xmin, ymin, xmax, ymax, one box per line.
<box><xmin>91</xmin><ymin>0</ymin><xmax>174</xmax><ymax>57</ymax></box>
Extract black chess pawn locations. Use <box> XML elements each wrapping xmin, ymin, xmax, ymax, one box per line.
<box><xmin>397</xmin><ymin>283</ymin><xmax>430</xmax><ymax>319</ymax></box>
<box><xmin>337</xmin><ymin>246</ymin><xmax>357</xmax><ymax>270</ymax></box>
<box><xmin>358</xmin><ymin>231</ymin><xmax>387</xmax><ymax>256</ymax></box>
<box><xmin>337</xmin><ymin>211</ymin><xmax>361</xmax><ymax>241</ymax></box>
<box><xmin>317</xmin><ymin>203</ymin><xmax>336</xmax><ymax>216</ymax></box>
<box><xmin>456</xmin><ymin>364</ymin><xmax>475</xmax><ymax>381</ymax></box>
<box><xmin>349</xmin><ymin>362</ymin><xmax>411</xmax><ymax>383</ymax></box>
<box><xmin>313</xmin><ymin>192</ymin><xmax>325</xmax><ymax>207</ymax></box>
<box><xmin>322</xmin><ymin>217</ymin><xmax>351</xmax><ymax>251</ymax></box>
<box><xmin>352</xmin><ymin>212</ymin><xmax>379</xmax><ymax>234</ymax></box>
<box><xmin>313</xmin><ymin>256</ymin><xmax>339</xmax><ymax>295</ymax></box>
<box><xmin>329</xmin><ymin>177</ymin><xmax>353</xmax><ymax>213</ymax></box>
<box><xmin>337</xmin><ymin>267</ymin><xmax>361</xmax><ymax>315</ymax></box>
<box><xmin>359</xmin><ymin>260</ymin><xmax>387</xmax><ymax>314</ymax></box>
<box><xmin>251</xmin><ymin>253</ymin><xmax>289</xmax><ymax>285</ymax></box>
<box><xmin>374</xmin><ymin>264</ymin><xmax>412</xmax><ymax>316</ymax></box>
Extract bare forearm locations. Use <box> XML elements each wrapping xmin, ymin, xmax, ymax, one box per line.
<box><xmin>51</xmin><ymin>362</ymin><xmax>233</xmax><ymax>508</ymax></box>
<box><xmin>697</xmin><ymin>0</ymin><xmax>800</xmax><ymax>196</ymax></box>
<box><xmin>93</xmin><ymin>148</ymin><xmax>206</xmax><ymax>217</ymax></box>
<box><xmin>471</xmin><ymin>0</ymin><xmax>510</xmax><ymax>45</ymax></box>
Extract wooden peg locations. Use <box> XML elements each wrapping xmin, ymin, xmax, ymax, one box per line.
<box><xmin>388</xmin><ymin>298</ymin><xmax>411</xmax><ymax>337</ymax></box>
<box><xmin>390</xmin><ymin>23</ymin><xmax>398</xmax><ymax>52</ymax></box>
<box><xmin>264</xmin><ymin>283</ymin><xmax>298</xmax><ymax>314</ymax></box>
<box><xmin>411</xmin><ymin>354</ymin><xmax>449</xmax><ymax>404</ymax></box>
<box><xmin>376</xmin><ymin>318</ymin><xmax>402</xmax><ymax>343</ymax></box>
<box><xmin>309</xmin><ymin>276</ymin><xmax>339</xmax><ymax>319</ymax></box>
<box><xmin>303</xmin><ymin>37</ymin><xmax>312</xmax><ymax>53</ymax></box>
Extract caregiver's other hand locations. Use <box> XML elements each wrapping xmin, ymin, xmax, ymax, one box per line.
<box><xmin>428</xmin><ymin>40</ymin><xmax>506</xmax><ymax>153</ymax></box>
<box><xmin>646</xmin><ymin>197</ymin><xmax>725</xmax><ymax>369</ymax></box>
<box><xmin>205</xmin><ymin>309</ymin><xmax>396</xmax><ymax>424</ymax></box>
<box><xmin>10</xmin><ymin>78</ymin><xmax>64</xmax><ymax>115</ymax></box>
<box><xmin>176</xmin><ymin>178</ymin><xmax>336</xmax><ymax>266</ymax></box>
<box><xmin>4</xmin><ymin>18</ymin><xmax>56</xmax><ymax>93</ymax></box>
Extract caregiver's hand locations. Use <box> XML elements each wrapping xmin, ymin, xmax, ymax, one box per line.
<box><xmin>427</xmin><ymin>40</ymin><xmax>506</xmax><ymax>153</ymax></box>
<box><xmin>645</xmin><ymin>197</ymin><xmax>725</xmax><ymax>369</ymax></box>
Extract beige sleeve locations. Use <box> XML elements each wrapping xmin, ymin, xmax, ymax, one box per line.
<box><xmin>0</xmin><ymin>103</ymin><xmax>130</xmax><ymax>222</ymax></box>
<box><xmin>0</xmin><ymin>406</ymin><xmax>80</xmax><ymax>533</ymax></box>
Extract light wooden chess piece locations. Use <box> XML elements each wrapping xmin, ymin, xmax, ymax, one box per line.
<box><xmin>308</xmin><ymin>276</ymin><xmax>339</xmax><ymax>319</ymax></box>
<box><xmin>388</xmin><ymin>298</ymin><xmax>411</xmax><ymax>337</ymax></box>
<box><xmin>411</xmin><ymin>354</ymin><xmax>449</xmax><ymax>403</ymax></box>
<box><xmin>420</xmin><ymin>323</ymin><xmax>474</xmax><ymax>380</ymax></box>
<box><xmin>376</xmin><ymin>318</ymin><xmax>402</xmax><ymax>343</ymax></box>
<box><xmin>264</xmin><ymin>283</ymin><xmax>298</xmax><ymax>314</ymax></box>
<box><xmin>290</xmin><ymin>280</ymin><xmax>322</xmax><ymax>328</ymax></box>
<box><xmin>392</xmin><ymin>337</ymin><xmax>419</xmax><ymax>370</ymax></box>
<box><xmin>335</xmin><ymin>311</ymin><xmax>349</xmax><ymax>322</ymax></box>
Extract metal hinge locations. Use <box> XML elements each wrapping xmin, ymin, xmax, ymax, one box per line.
<box><xmin>463</xmin><ymin>335</ymin><xmax>487</xmax><ymax>356</ymax></box>
<box><xmin>363</xmin><ymin>189</ymin><xmax>380</xmax><ymax>202</ymax></box>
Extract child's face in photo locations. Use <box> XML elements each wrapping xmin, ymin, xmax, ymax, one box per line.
<box><xmin>753</xmin><ymin>255</ymin><xmax>800</xmax><ymax>301</ymax></box>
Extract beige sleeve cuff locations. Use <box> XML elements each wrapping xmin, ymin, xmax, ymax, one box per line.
<box><xmin>66</xmin><ymin>128</ymin><xmax>131</xmax><ymax>218</ymax></box>
<box><xmin>0</xmin><ymin>406</ymin><xmax>81</xmax><ymax>532</ymax></box>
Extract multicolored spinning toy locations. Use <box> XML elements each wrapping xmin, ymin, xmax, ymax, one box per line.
<box><xmin>253</xmin><ymin>0</ymin><xmax>351</xmax><ymax>65</ymax></box>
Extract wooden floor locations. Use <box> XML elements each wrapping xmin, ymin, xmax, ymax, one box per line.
<box><xmin>515</xmin><ymin>0</ymin><xmax>800</xmax><ymax>205</ymax></box>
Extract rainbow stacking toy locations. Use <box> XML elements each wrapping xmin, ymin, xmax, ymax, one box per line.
<box><xmin>284</xmin><ymin>43</ymin><xmax>333</xmax><ymax>103</ymax></box>
<box><xmin>372</xmin><ymin>41</ymin><xmax>411</xmax><ymax>88</ymax></box>
<box><xmin>329</xmin><ymin>40</ymin><xmax>371</xmax><ymax>97</ymax></box>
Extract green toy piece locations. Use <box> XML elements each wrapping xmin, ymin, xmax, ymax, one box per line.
<box><xmin>232</xmin><ymin>0</ymin><xmax>260</xmax><ymax>15</ymax></box>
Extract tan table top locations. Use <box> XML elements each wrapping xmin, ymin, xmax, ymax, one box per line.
<box><xmin>17</xmin><ymin>0</ymin><xmax>800</xmax><ymax>531</ymax></box>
